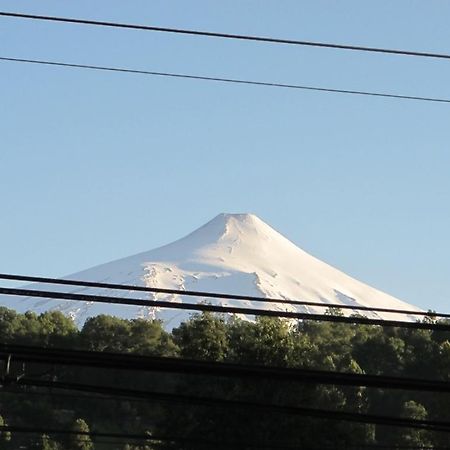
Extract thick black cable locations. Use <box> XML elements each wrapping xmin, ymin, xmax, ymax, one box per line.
<box><xmin>0</xmin><ymin>287</ymin><xmax>450</xmax><ymax>331</ymax></box>
<box><xmin>0</xmin><ymin>286</ymin><xmax>447</xmax><ymax>330</ymax></box>
<box><xmin>1</xmin><ymin>11</ymin><xmax>450</xmax><ymax>61</ymax></box>
<box><xmin>3</xmin><ymin>343</ymin><xmax>450</xmax><ymax>393</ymax></box>
<box><xmin>1</xmin><ymin>393</ymin><xmax>448</xmax><ymax>449</ymax></box>
<box><xmin>0</xmin><ymin>273</ymin><xmax>446</xmax><ymax>319</ymax></box>
<box><xmin>1</xmin><ymin>57</ymin><xmax>449</xmax><ymax>104</ymax></box>
<box><xmin>0</xmin><ymin>285</ymin><xmax>443</xmax><ymax>330</ymax></box>
<box><xmin>10</xmin><ymin>378</ymin><xmax>450</xmax><ymax>432</ymax></box>
<box><xmin>0</xmin><ymin>394</ymin><xmax>447</xmax><ymax>449</ymax></box>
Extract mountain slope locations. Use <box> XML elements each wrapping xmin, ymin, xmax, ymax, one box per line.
<box><xmin>1</xmin><ymin>213</ymin><xmax>422</xmax><ymax>326</ymax></box>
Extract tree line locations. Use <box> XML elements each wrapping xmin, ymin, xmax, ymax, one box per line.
<box><xmin>0</xmin><ymin>306</ymin><xmax>449</xmax><ymax>449</ymax></box>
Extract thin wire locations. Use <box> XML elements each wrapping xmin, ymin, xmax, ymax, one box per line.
<box><xmin>0</xmin><ymin>425</ymin><xmax>395</xmax><ymax>450</ymax></box>
<box><xmin>0</xmin><ymin>388</ymin><xmax>137</xmax><ymax>403</ymax></box>
<box><xmin>0</xmin><ymin>424</ymin><xmax>297</xmax><ymax>449</ymax></box>
<box><xmin>0</xmin><ymin>273</ymin><xmax>447</xmax><ymax>319</ymax></box>
<box><xmin>12</xmin><ymin>378</ymin><xmax>450</xmax><ymax>432</ymax></box>
<box><xmin>3</xmin><ymin>390</ymin><xmax>450</xmax><ymax>447</ymax></box>
<box><xmin>1</xmin><ymin>57</ymin><xmax>449</xmax><ymax>104</ymax></box>
<box><xmin>1</xmin><ymin>424</ymin><xmax>446</xmax><ymax>450</ymax></box>
<box><xmin>1</xmin><ymin>12</ymin><xmax>450</xmax><ymax>61</ymax></box>
<box><xmin>3</xmin><ymin>342</ymin><xmax>450</xmax><ymax>393</ymax></box>
<box><xmin>0</xmin><ymin>425</ymin><xmax>446</xmax><ymax>450</ymax></box>
<box><xmin>1</xmin><ymin>286</ymin><xmax>448</xmax><ymax>330</ymax></box>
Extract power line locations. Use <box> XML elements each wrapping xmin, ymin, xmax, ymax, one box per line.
<box><xmin>0</xmin><ymin>424</ymin><xmax>179</xmax><ymax>445</ymax></box>
<box><xmin>4</xmin><ymin>382</ymin><xmax>450</xmax><ymax>447</ymax></box>
<box><xmin>0</xmin><ymin>422</ymin><xmax>445</xmax><ymax>450</ymax></box>
<box><xmin>0</xmin><ymin>424</ymin><xmax>298</xmax><ymax>449</ymax></box>
<box><xmin>0</xmin><ymin>388</ymin><xmax>138</xmax><ymax>404</ymax></box>
<box><xmin>1</xmin><ymin>286</ymin><xmax>448</xmax><ymax>330</ymax></box>
<box><xmin>84</xmin><ymin>436</ymin><xmax>298</xmax><ymax>450</ymax></box>
<box><xmin>2</xmin><ymin>425</ymin><xmax>415</xmax><ymax>450</ymax></box>
<box><xmin>3</xmin><ymin>343</ymin><xmax>450</xmax><ymax>394</ymax></box>
<box><xmin>1</xmin><ymin>56</ymin><xmax>450</xmax><ymax>105</ymax></box>
<box><xmin>0</xmin><ymin>273</ymin><xmax>447</xmax><ymax>319</ymax></box>
<box><xmin>1</xmin><ymin>11</ymin><xmax>450</xmax><ymax>61</ymax></box>
<box><xmin>11</xmin><ymin>378</ymin><xmax>450</xmax><ymax>433</ymax></box>
<box><xmin>1</xmin><ymin>422</ymin><xmax>446</xmax><ymax>450</ymax></box>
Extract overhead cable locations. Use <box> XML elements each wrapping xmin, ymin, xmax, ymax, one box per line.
<box><xmin>0</xmin><ymin>424</ymin><xmax>406</xmax><ymax>450</ymax></box>
<box><xmin>2</xmin><ymin>343</ymin><xmax>450</xmax><ymax>393</ymax></box>
<box><xmin>0</xmin><ymin>273</ymin><xmax>447</xmax><ymax>319</ymax></box>
<box><xmin>11</xmin><ymin>378</ymin><xmax>450</xmax><ymax>432</ymax></box>
<box><xmin>1</xmin><ymin>11</ymin><xmax>450</xmax><ymax>61</ymax></box>
<box><xmin>0</xmin><ymin>286</ymin><xmax>449</xmax><ymax>331</ymax></box>
<box><xmin>0</xmin><ymin>424</ymin><xmax>295</xmax><ymax>449</ymax></box>
<box><xmin>1</xmin><ymin>57</ymin><xmax>449</xmax><ymax>104</ymax></box>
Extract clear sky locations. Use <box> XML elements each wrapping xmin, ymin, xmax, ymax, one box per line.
<box><xmin>1</xmin><ymin>1</ymin><xmax>450</xmax><ymax>312</ymax></box>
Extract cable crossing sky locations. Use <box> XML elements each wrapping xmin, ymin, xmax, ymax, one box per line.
<box><xmin>2</xmin><ymin>11</ymin><xmax>450</xmax><ymax>60</ymax></box>
<box><xmin>1</xmin><ymin>57</ymin><xmax>449</xmax><ymax>104</ymax></box>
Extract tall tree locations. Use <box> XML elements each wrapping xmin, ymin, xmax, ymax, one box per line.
<box><xmin>392</xmin><ymin>401</ymin><xmax>432</xmax><ymax>448</ymax></box>
<box><xmin>0</xmin><ymin>414</ymin><xmax>11</xmax><ymax>448</ymax></box>
<box><xmin>40</xmin><ymin>434</ymin><xmax>61</xmax><ymax>450</ymax></box>
<box><xmin>68</xmin><ymin>418</ymin><xmax>93</xmax><ymax>450</ymax></box>
<box><xmin>172</xmin><ymin>312</ymin><xmax>228</xmax><ymax>361</ymax></box>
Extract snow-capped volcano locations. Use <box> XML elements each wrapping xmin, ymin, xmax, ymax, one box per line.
<box><xmin>1</xmin><ymin>213</ymin><xmax>422</xmax><ymax>326</ymax></box>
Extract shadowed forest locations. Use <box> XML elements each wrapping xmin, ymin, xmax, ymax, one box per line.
<box><xmin>0</xmin><ymin>307</ymin><xmax>449</xmax><ymax>449</ymax></box>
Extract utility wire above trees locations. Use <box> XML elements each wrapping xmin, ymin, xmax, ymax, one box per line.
<box><xmin>0</xmin><ymin>273</ymin><xmax>447</xmax><ymax>319</ymax></box>
<box><xmin>0</xmin><ymin>285</ymin><xmax>448</xmax><ymax>331</ymax></box>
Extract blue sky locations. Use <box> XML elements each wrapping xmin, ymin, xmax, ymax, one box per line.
<box><xmin>1</xmin><ymin>1</ymin><xmax>450</xmax><ymax>312</ymax></box>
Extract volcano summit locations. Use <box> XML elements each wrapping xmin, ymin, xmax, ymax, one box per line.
<box><xmin>2</xmin><ymin>213</ymin><xmax>422</xmax><ymax>326</ymax></box>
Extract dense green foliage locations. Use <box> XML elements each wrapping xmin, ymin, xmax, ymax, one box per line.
<box><xmin>0</xmin><ymin>307</ymin><xmax>449</xmax><ymax>449</ymax></box>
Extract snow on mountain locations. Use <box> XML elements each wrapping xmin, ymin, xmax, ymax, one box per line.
<box><xmin>1</xmin><ymin>213</ymin><xmax>422</xmax><ymax>327</ymax></box>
